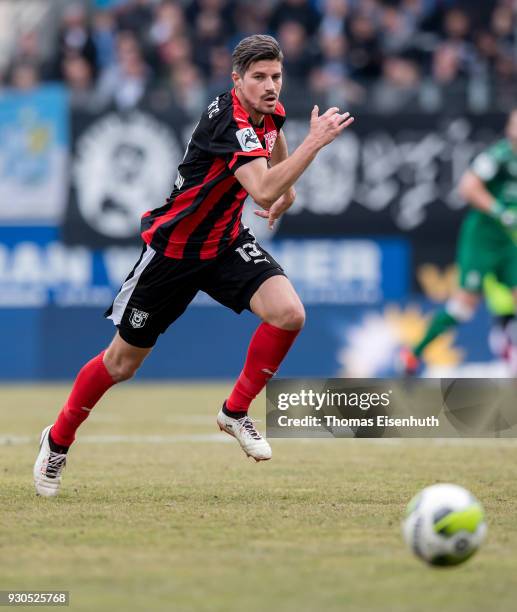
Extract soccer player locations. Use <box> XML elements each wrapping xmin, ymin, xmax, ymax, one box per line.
<box><xmin>401</xmin><ymin>109</ymin><xmax>517</xmax><ymax>375</ymax></box>
<box><xmin>34</xmin><ymin>34</ymin><xmax>355</xmax><ymax>496</ymax></box>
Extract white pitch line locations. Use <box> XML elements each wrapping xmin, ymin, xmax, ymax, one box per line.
<box><xmin>1</xmin><ymin>435</ymin><xmax>517</xmax><ymax>447</ymax></box>
<box><xmin>0</xmin><ymin>433</ymin><xmax>233</xmax><ymax>446</ymax></box>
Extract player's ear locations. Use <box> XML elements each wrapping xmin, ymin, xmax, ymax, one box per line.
<box><xmin>231</xmin><ymin>71</ymin><xmax>241</xmax><ymax>89</ymax></box>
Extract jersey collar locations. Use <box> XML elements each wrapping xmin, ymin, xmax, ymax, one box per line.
<box><xmin>231</xmin><ymin>88</ymin><xmax>266</xmax><ymax>128</ymax></box>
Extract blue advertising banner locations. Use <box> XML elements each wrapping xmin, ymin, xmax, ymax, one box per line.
<box><xmin>0</xmin><ymin>85</ymin><xmax>69</xmax><ymax>224</ymax></box>
<box><xmin>0</xmin><ymin>299</ymin><xmax>496</xmax><ymax>381</ymax></box>
<box><xmin>0</xmin><ymin>228</ymin><xmax>412</xmax><ymax>380</ymax></box>
<box><xmin>0</xmin><ymin>229</ymin><xmax>409</xmax><ymax>308</ymax></box>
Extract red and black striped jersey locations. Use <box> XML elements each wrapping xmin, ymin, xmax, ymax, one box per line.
<box><xmin>141</xmin><ymin>89</ymin><xmax>286</xmax><ymax>259</ymax></box>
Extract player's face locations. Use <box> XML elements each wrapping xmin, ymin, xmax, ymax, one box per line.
<box><xmin>233</xmin><ymin>60</ymin><xmax>283</xmax><ymax>119</ymax></box>
<box><xmin>506</xmin><ymin>111</ymin><xmax>517</xmax><ymax>147</ymax></box>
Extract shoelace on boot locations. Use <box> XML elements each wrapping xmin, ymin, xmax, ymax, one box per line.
<box><xmin>45</xmin><ymin>452</ymin><xmax>67</xmax><ymax>478</ymax></box>
<box><xmin>237</xmin><ymin>416</ymin><xmax>262</xmax><ymax>440</ymax></box>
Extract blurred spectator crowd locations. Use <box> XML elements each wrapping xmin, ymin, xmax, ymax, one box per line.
<box><xmin>1</xmin><ymin>0</ymin><xmax>517</xmax><ymax>115</ymax></box>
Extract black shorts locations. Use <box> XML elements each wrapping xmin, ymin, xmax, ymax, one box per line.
<box><xmin>104</xmin><ymin>229</ymin><xmax>286</xmax><ymax>348</ymax></box>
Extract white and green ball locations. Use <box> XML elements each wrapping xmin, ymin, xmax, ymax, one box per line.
<box><xmin>402</xmin><ymin>484</ymin><xmax>487</xmax><ymax>567</ymax></box>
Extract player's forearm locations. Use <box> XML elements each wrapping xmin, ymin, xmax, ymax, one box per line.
<box><xmin>458</xmin><ymin>172</ymin><xmax>497</xmax><ymax>213</ymax></box>
<box><xmin>269</xmin><ymin>130</ymin><xmax>289</xmax><ymax>167</ymax></box>
<box><xmin>268</xmin><ymin>131</ymin><xmax>295</xmax><ymax>206</ymax></box>
<box><xmin>459</xmin><ymin>171</ymin><xmax>516</xmax><ymax>227</ymax></box>
<box><xmin>258</xmin><ymin>137</ymin><xmax>319</xmax><ymax>206</ymax></box>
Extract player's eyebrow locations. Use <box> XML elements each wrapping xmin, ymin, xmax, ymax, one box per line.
<box><xmin>251</xmin><ymin>71</ymin><xmax>282</xmax><ymax>78</ymax></box>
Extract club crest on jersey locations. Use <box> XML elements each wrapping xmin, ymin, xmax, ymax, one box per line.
<box><xmin>235</xmin><ymin>127</ymin><xmax>262</xmax><ymax>152</ymax></box>
<box><xmin>129</xmin><ymin>308</ymin><xmax>149</xmax><ymax>329</ymax></box>
<box><xmin>264</xmin><ymin>130</ymin><xmax>278</xmax><ymax>154</ymax></box>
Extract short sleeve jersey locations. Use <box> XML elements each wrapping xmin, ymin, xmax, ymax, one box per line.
<box><xmin>466</xmin><ymin>139</ymin><xmax>517</xmax><ymax>244</ymax></box>
<box><xmin>141</xmin><ymin>89</ymin><xmax>286</xmax><ymax>259</ymax></box>
<box><xmin>471</xmin><ymin>139</ymin><xmax>517</xmax><ymax>208</ymax></box>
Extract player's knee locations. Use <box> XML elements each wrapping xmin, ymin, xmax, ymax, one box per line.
<box><xmin>271</xmin><ymin>303</ymin><xmax>306</xmax><ymax>330</ymax></box>
<box><xmin>445</xmin><ymin>297</ymin><xmax>476</xmax><ymax>322</ymax></box>
<box><xmin>104</xmin><ymin>354</ymin><xmax>143</xmax><ymax>382</ymax></box>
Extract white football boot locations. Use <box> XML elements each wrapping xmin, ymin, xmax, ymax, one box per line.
<box><xmin>33</xmin><ymin>426</ymin><xmax>67</xmax><ymax>497</ymax></box>
<box><xmin>217</xmin><ymin>408</ymin><xmax>272</xmax><ymax>462</ymax></box>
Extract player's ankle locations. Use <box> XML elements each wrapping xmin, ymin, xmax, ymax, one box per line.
<box><xmin>222</xmin><ymin>400</ymin><xmax>247</xmax><ymax>419</ymax></box>
<box><xmin>48</xmin><ymin>428</ymin><xmax>70</xmax><ymax>454</ymax></box>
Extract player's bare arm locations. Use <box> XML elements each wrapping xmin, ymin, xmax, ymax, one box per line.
<box><xmin>269</xmin><ymin>130</ymin><xmax>295</xmax><ymax>205</ymax></box>
<box><xmin>458</xmin><ymin>171</ymin><xmax>499</xmax><ymax>213</ymax></box>
<box><xmin>459</xmin><ymin>170</ymin><xmax>517</xmax><ymax>228</ymax></box>
<box><xmin>254</xmin><ymin>129</ymin><xmax>295</xmax><ymax>229</ymax></box>
<box><xmin>270</xmin><ymin>129</ymin><xmax>289</xmax><ymax>166</ymax></box>
<box><xmin>234</xmin><ymin>106</ymin><xmax>354</xmax><ymax>209</ymax></box>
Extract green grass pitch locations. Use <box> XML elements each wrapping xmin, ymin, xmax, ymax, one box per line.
<box><xmin>1</xmin><ymin>384</ymin><xmax>516</xmax><ymax>612</ymax></box>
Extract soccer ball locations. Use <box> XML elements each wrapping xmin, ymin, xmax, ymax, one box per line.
<box><xmin>402</xmin><ymin>483</ymin><xmax>487</xmax><ymax>567</ymax></box>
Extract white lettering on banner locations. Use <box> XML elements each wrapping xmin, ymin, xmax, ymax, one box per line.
<box><xmin>261</xmin><ymin>240</ymin><xmax>383</xmax><ymax>304</ymax></box>
<box><xmin>0</xmin><ymin>243</ymin><xmax>91</xmax><ymax>285</ymax></box>
<box><xmin>54</xmin><ymin>287</ymin><xmax>113</xmax><ymax>307</ymax></box>
<box><xmin>281</xmin><ymin>118</ymin><xmax>495</xmax><ymax>229</ymax></box>
<box><xmin>0</xmin><ymin>239</ymin><xmax>393</xmax><ymax>308</ymax></box>
<box><xmin>10</xmin><ymin>243</ymin><xmax>43</xmax><ymax>284</ymax></box>
<box><xmin>273</xmin><ymin>240</ymin><xmax>380</xmax><ymax>286</ymax></box>
<box><xmin>0</xmin><ymin>287</ymin><xmax>47</xmax><ymax>307</ymax></box>
<box><xmin>336</xmin><ymin>242</ymin><xmax>381</xmax><ymax>283</ymax></box>
<box><xmin>303</xmin><ymin>245</ymin><xmax>331</xmax><ymax>287</ymax></box>
<box><xmin>46</xmin><ymin>243</ymin><xmax>92</xmax><ymax>285</ymax></box>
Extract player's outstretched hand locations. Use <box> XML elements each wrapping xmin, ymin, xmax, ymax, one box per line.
<box><xmin>307</xmin><ymin>105</ymin><xmax>354</xmax><ymax>150</ymax></box>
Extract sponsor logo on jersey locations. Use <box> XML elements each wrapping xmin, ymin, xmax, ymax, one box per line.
<box><xmin>235</xmin><ymin>127</ymin><xmax>262</xmax><ymax>152</ymax></box>
<box><xmin>129</xmin><ymin>308</ymin><xmax>149</xmax><ymax>328</ymax></box>
<box><xmin>264</xmin><ymin>130</ymin><xmax>278</xmax><ymax>154</ymax></box>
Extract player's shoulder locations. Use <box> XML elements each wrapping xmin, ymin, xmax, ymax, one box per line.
<box><xmin>486</xmin><ymin>139</ymin><xmax>511</xmax><ymax>161</ymax></box>
<box><xmin>203</xmin><ymin>91</ymin><xmax>249</xmax><ymax>140</ymax></box>
<box><xmin>471</xmin><ymin>139</ymin><xmax>509</xmax><ymax>181</ymax></box>
<box><xmin>204</xmin><ymin>91</ymin><xmax>231</xmax><ymax>123</ymax></box>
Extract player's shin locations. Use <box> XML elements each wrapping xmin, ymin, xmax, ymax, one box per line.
<box><xmin>226</xmin><ymin>322</ymin><xmax>300</xmax><ymax>413</ymax></box>
<box><xmin>50</xmin><ymin>351</ymin><xmax>116</xmax><ymax>448</ymax></box>
<box><xmin>414</xmin><ymin>298</ymin><xmax>473</xmax><ymax>357</ymax></box>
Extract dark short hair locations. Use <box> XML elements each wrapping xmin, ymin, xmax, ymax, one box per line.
<box><xmin>232</xmin><ymin>35</ymin><xmax>283</xmax><ymax>76</ymax></box>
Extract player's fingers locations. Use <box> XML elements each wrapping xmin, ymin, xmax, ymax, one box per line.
<box><xmin>311</xmin><ymin>104</ymin><xmax>319</xmax><ymax>119</ymax></box>
<box><xmin>321</xmin><ymin>106</ymin><xmax>340</xmax><ymax>118</ymax></box>
<box><xmin>338</xmin><ymin>116</ymin><xmax>355</xmax><ymax>130</ymax></box>
<box><xmin>253</xmin><ymin>210</ymin><xmax>269</xmax><ymax>218</ymax></box>
<box><xmin>330</xmin><ymin>111</ymin><xmax>349</xmax><ymax>127</ymax></box>
<box><xmin>329</xmin><ymin>111</ymin><xmax>350</xmax><ymax>126</ymax></box>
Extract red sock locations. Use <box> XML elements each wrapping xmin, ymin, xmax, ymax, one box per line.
<box><xmin>51</xmin><ymin>351</ymin><xmax>116</xmax><ymax>447</ymax></box>
<box><xmin>227</xmin><ymin>322</ymin><xmax>300</xmax><ymax>413</ymax></box>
